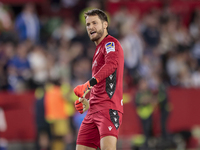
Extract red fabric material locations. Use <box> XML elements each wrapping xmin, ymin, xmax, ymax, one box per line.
<box><xmin>89</xmin><ymin>35</ymin><xmax>124</xmax><ymax>114</ymax></box>
<box><xmin>77</xmin><ymin>109</ymin><xmax>122</xmax><ymax>149</ymax></box>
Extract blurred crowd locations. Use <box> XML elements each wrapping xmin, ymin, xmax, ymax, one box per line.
<box><xmin>0</xmin><ymin>1</ymin><xmax>95</xmax><ymax>92</ymax></box>
<box><xmin>0</xmin><ymin>1</ymin><xmax>200</xmax><ymax>92</ymax></box>
<box><xmin>0</xmin><ymin>0</ymin><xmax>200</xmax><ymax>149</ymax></box>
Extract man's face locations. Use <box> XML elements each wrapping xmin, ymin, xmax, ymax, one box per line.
<box><xmin>86</xmin><ymin>15</ymin><xmax>105</xmax><ymax>42</ymax></box>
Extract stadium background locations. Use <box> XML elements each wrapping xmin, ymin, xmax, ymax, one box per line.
<box><xmin>0</xmin><ymin>0</ymin><xmax>200</xmax><ymax>149</ymax></box>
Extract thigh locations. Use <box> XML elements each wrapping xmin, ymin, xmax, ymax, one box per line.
<box><xmin>76</xmin><ymin>144</ymin><xmax>96</xmax><ymax>150</ymax></box>
<box><xmin>76</xmin><ymin>113</ymin><xmax>100</xmax><ymax>149</ymax></box>
<box><xmin>100</xmin><ymin>136</ymin><xmax>117</xmax><ymax>150</ymax></box>
<box><xmin>94</xmin><ymin>109</ymin><xmax>123</xmax><ymax>139</ymax></box>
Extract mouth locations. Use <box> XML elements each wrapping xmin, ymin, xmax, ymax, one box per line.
<box><xmin>90</xmin><ymin>31</ymin><xmax>96</xmax><ymax>36</ymax></box>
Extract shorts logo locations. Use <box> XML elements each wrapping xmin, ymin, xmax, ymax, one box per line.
<box><xmin>105</xmin><ymin>42</ymin><xmax>115</xmax><ymax>54</ymax></box>
<box><xmin>121</xmin><ymin>99</ymin><xmax>123</xmax><ymax>106</ymax></box>
<box><xmin>108</xmin><ymin>126</ymin><xmax>113</xmax><ymax>131</ymax></box>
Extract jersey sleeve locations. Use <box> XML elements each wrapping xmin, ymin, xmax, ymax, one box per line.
<box><xmin>94</xmin><ymin>41</ymin><xmax>119</xmax><ymax>83</ymax></box>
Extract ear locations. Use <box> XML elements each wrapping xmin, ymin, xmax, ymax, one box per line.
<box><xmin>103</xmin><ymin>21</ymin><xmax>108</xmax><ymax>29</ymax></box>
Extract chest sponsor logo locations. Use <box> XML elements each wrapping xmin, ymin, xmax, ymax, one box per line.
<box><xmin>105</xmin><ymin>42</ymin><xmax>115</xmax><ymax>54</ymax></box>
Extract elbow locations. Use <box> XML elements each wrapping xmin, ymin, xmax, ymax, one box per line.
<box><xmin>109</xmin><ymin>60</ymin><xmax>118</xmax><ymax>70</ymax></box>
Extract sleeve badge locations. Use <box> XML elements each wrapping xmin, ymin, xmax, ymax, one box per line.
<box><xmin>105</xmin><ymin>42</ymin><xmax>115</xmax><ymax>54</ymax></box>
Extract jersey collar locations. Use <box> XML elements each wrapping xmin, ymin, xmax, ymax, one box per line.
<box><xmin>96</xmin><ymin>34</ymin><xmax>110</xmax><ymax>47</ymax></box>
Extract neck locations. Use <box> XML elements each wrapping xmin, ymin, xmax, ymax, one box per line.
<box><xmin>94</xmin><ymin>31</ymin><xmax>108</xmax><ymax>46</ymax></box>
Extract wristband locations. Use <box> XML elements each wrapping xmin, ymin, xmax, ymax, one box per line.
<box><xmin>89</xmin><ymin>77</ymin><xmax>98</xmax><ymax>86</ymax></box>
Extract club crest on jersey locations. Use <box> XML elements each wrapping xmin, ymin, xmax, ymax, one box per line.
<box><xmin>105</xmin><ymin>42</ymin><xmax>115</xmax><ymax>54</ymax></box>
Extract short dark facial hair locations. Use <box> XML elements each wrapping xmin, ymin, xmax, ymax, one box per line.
<box><xmin>90</xmin><ymin>24</ymin><xmax>104</xmax><ymax>41</ymax></box>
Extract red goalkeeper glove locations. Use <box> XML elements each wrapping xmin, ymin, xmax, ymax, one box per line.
<box><xmin>74</xmin><ymin>78</ymin><xmax>98</xmax><ymax>98</ymax></box>
<box><xmin>75</xmin><ymin>98</ymin><xmax>90</xmax><ymax>114</ymax></box>
<box><xmin>73</xmin><ymin>81</ymin><xmax>91</xmax><ymax>98</ymax></box>
<box><xmin>75</xmin><ymin>99</ymin><xmax>83</xmax><ymax>114</ymax></box>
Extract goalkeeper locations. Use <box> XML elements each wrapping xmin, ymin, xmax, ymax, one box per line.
<box><xmin>74</xmin><ymin>9</ymin><xmax>124</xmax><ymax>150</ymax></box>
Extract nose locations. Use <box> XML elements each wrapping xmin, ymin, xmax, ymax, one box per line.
<box><xmin>88</xmin><ymin>24</ymin><xmax>94</xmax><ymax>31</ymax></box>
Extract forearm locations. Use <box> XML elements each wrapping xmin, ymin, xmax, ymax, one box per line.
<box><xmin>74</xmin><ymin>51</ymin><xmax>118</xmax><ymax>97</ymax></box>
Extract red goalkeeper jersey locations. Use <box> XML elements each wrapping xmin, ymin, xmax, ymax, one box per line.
<box><xmin>88</xmin><ymin>35</ymin><xmax>124</xmax><ymax>114</ymax></box>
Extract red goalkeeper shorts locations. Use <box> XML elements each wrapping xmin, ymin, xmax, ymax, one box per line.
<box><xmin>76</xmin><ymin>109</ymin><xmax>123</xmax><ymax>149</ymax></box>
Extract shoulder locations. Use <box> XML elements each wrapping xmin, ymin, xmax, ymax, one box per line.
<box><xmin>100</xmin><ymin>35</ymin><xmax>123</xmax><ymax>54</ymax></box>
<box><xmin>103</xmin><ymin>35</ymin><xmax>121</xmax><ymax>50</ymax></box>
<box><xmin>104</xmin><ymin>35</ymin><xmax>120</xmax><ymax>45</ymax></box>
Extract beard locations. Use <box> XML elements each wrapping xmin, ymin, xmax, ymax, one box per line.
<box><xmin>89</xmin><ymin>28</ymin><xmax>104</xmax><ymax>42</ymax></box>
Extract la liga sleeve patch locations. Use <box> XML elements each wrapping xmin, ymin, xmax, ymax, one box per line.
<box><xmin>105</xmin><ymin>42</ymin><xmax>115</xmax><ymax>54</ymax></box>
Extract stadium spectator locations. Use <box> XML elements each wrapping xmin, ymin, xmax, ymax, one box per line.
<box><xmin>52</xmin><ymin>18</ymin><xmax>76</xmax><ymax>42</ymax></box>
<box><xmin>0</xmin><ymin>3</ymin><xmax>13</xmax><ymax>31</ymax></box>
<box><xmin>142</xmin><ymin>10</ymin><xmax>160</xmax><ymax>52</ymax></box>
<box><xmin>0</xmin><ymin>42</ymin><xmax>15</xmax><ymax>90</ymax></box>
<box><xmin>135</xmin><ymin>78</ymin><xmax>155</xmax><ymax>149</ymax></box>
<box><xmin>15</xmin><ymin>3</ymin><xmax>40</xmax><ymax>43</ymax></box>
<box><xmin>7</xmin><ymin>42</ymin><xmax>31</xmax><ymax>92</ymax></box>
<box><xmin>28</xmin><ymin>45</ymin><xmax>48</xmax><ymax>88</ymax></box>
<box><xmin>120</xmin><ymin>14</ymin><xmax>143</xmax><ymax>83</ymax></box>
